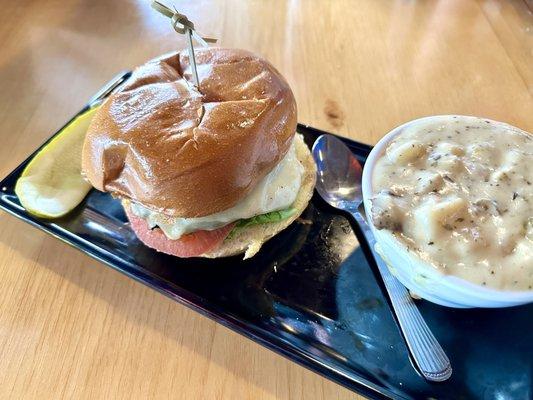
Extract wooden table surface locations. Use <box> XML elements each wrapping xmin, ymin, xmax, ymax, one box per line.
<box><xmin>0</xmin><ymin>0</ymin><xmax>531</xmax><ymax>398</ymax></box>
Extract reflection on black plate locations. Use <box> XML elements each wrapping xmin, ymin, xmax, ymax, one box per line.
<box><xmin>1</xmin><ymin>82</ymin><xmax>531</xmax><ymax>399</ymax></box>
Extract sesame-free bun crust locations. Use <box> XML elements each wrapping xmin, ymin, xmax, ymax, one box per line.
<box><xmin>202</xmin><ymin>134</ymin><xmax>316</xmax><ymax>259</ymax></box>
<box><xmin>82</xmin><ymin>48</ymin><xmax>297</xmax><ymax>218</ymax></box>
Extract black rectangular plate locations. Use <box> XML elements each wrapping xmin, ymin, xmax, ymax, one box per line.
<box><xmin>1</xmin><ymin>75</ymin><xmax>531</xmax><ymax>400</ymax></box>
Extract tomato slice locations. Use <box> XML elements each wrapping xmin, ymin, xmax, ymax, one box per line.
<box><xmin>125</xmin><ymin>208</ymin><xmax>234</xmax><ymax>257</ymax></box>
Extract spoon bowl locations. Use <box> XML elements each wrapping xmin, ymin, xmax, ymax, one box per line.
<box><xmin>313</xmin><ymin>135</ymin><xmax>363</xmax><ymax>212</ymax></box>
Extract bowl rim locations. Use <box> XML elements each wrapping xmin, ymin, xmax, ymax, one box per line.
<box><xmin>361</xmin><ymin>114</ymin><xmax>533</xmax><ymax>302</ymax></box>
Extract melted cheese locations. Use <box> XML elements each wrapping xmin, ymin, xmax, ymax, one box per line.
<box><xmin>130</xmin><ymin>135</ymin><xmax>305</xmax><ymax>239</ymax></box>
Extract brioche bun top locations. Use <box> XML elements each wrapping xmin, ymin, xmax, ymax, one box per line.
<box><xmin>82</xmin><ymin>48</ymin><xmax>297</xmax><ymax>217</ymax></box>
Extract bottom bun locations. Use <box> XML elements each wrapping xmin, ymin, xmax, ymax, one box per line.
<box><xmin>202</xmin><ymin>133</ymin><xmax>316</xmax><ymax>259</ymax></box>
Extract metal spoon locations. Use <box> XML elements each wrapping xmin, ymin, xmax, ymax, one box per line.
<box><xmin>312</xmin><ymin>134</ymin><xmax>452</xmax><ymax>382</ymax></box>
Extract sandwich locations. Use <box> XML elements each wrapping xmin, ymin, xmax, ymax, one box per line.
<box><xmin>81</xmin><ymin>48</ymin><xmax>316</xmax><ymax>258</ymax></box>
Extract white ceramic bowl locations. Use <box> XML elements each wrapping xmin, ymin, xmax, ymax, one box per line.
<box><xmin>362</xmin><ymin>115</ymin><xmax>533</xmax><ymax>308</ymax></box>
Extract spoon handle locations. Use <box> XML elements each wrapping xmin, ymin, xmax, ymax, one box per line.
<box><xmin>350</xmin><ymin>211</ymin><xmax>452</xmax><ymax>382</ymax></box>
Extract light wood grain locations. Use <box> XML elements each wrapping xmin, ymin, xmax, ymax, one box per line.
<box><xmin>0</xmin><ymin>0</ymin><xmax>531</xmax><ymax>399</ymax></box>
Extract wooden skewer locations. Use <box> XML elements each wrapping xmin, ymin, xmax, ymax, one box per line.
<box><xmin>151</xmin><ymin>1</ymin><xmax>217</xmax><ymax>89</ymax></box>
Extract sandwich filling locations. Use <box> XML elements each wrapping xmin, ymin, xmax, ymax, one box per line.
<box><xmin>129</xmin><ymin>134</ymin><xmax>306</xmax><ymax>240</ymax></box>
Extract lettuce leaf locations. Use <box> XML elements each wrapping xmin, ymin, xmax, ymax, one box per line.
<box><xmin>227</xmin><ymin>208</ymin><xmax>296</xmax><ymax>239</ymax></box>
<box><xmin>236</xmin><ymin>208</ymin><xmax>296</xmax><ymax>228</ymax></box>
